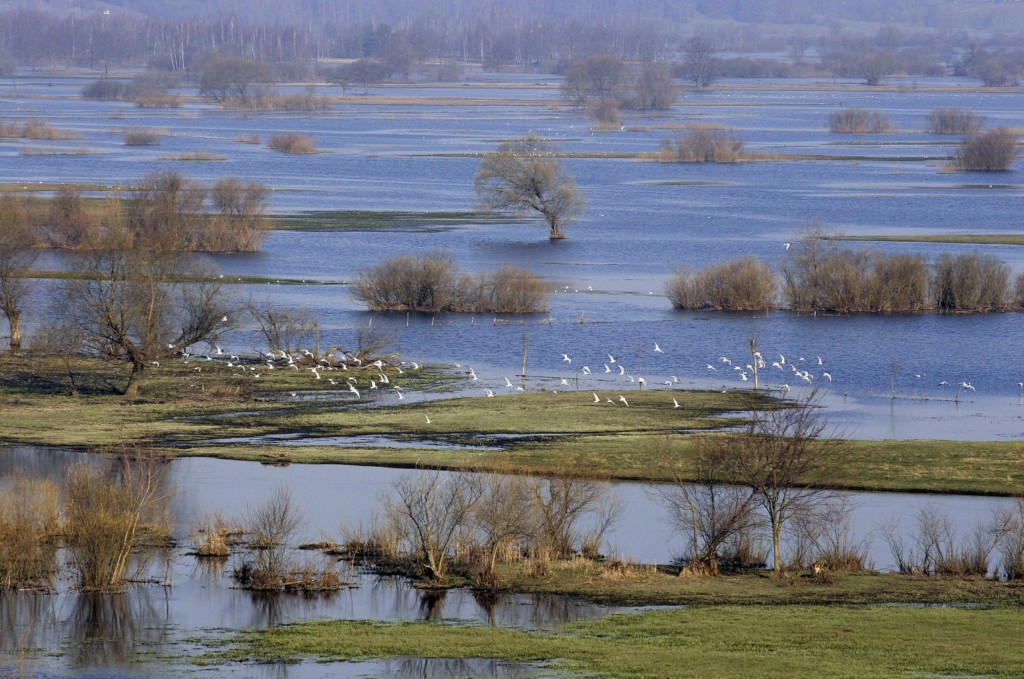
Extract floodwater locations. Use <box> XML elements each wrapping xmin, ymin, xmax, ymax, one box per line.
<box><xmin>2</xmin><ymin>69</ymin><xmax>1024</xmax><ymax>676</ymax></box>
<box><xmin>0</xmin><ymin>445</ymin><xmax>1015</xmax><ymax>677</ymax></box>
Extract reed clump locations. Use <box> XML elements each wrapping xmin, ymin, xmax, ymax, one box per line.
<box><xmin>659</xmin><ymin>125</ymin><xmax>744</xmax><ymax>162</ymax></box>
<box><xmin>0</xmin><ymin>120</ymin><xmax>81</xmax><ymax>140</ymax></box>
<box><xmin>828</xmin><ymin>108</ymin><xmax>892</xmax><ymax>134</ymax></box>
<box><xmin>266</xmin><ymin>132</ymin><xmax>317</xmax><ymax>154</ymax></box>
<box><xmin>123</xmin><ymin>128</ymin><xmax>162</xmax><ymax>146</ymax></box>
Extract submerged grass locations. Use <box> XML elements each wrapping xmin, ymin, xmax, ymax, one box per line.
<box><xmin>273</xmin><ymin>210</ymin><xmax>515</xmax><ymax>232</ymax></box>
<box><xmin>208</xmin><ymin>602</ymin><xmax>1024</xmax><ymax>677</ymax></box>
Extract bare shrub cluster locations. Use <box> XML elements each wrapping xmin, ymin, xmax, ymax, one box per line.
<box><xmin>354</xmin><ymin>251</ymin><xmax>549</xmax><ymax>313</ymax></box>
<box><xmin>7</xmin><ymin>171</ymin><xmax>270</xmax><ymax>253</ymax></box>
<box><xmin>232</xmin><ymin>487</ymin><xmax>342</xmax><ymax>591</ymax></box>
<box><xmin>828</xmin><ymin>108</ymin><xmax>893</xmax><ymax>134</ymax></box>
<box><xmin>266</xmin><ymin>132</ymin><xmax>317</xmax><ymax>154</ymax></box>
<box><xmin>123</xmin><ymin>128</ymin><xmax>162</xmax><ymax>146</ymax></box>
<box><xmin>884</xmin><ymin>506</ymin><xmax>1013</xmax><ymax>577</ymax></box>
<box><xmin>351</xmin><ymin>466</ymin><xmax>619</xmax><ymax>586</ymax></box>
<box><xmin>933</xmin><ymin>252</ymin><xmax>1010</xmax><ymax>312</ymax></box>
<box><xmin>927</xmin><ymin>108</ymin><xmax>986</xmax><ymax>135</ymax></box>
<box><xmin>63</xmin><ymin>451</ymin><xmax>174</xmax><ymax>592</ymax></box>
<box><xmin>659</xmin><ymin>125</ymin><xmax>744</xmax><ymax>163</ymax></box>
<box><xmin>233</xmin><ymin>91</ymin><xmax>332</xmax><ymax>111</ymax></box>
<box><xmin>0</xmin><ymin>475</ymin><xmax>60</xmax><ymax>589</ymax></box>
<box><xmin>665</xmin><ymin>257</ymin><xmax>777</xmax><ymax>311</ymax></box>
<box><xmin>951</xmin><ymin>127</ymin><xmax>1019</xmax><ymax>171</ymax></box>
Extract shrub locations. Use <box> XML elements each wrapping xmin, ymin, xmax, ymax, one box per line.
<box><xmin>933</xmin><ymin>251</ymin><xmax>1010</xmax><ymax>312</ymax></box>
<box><xmin>123</xmin><ymin>128</ymin><xmax>161</xmax><ymax>146</ymax></box>
<box><xmin>473</xmin><ymin>266</ymin><xmax>549</xmax><ymax>313</ymax></box>
<box><xmin>0</xmin><ymin>475</ymin><xmax>60</xmax><ymax>589</ymax></box>
<box><xmin>952</xmin><ymin>127</ymin><xmax>1019</xmax><ymax>171</ymax></box>
<box><xmin>927</xmin><ymin>108</ymin><xmax>986</xmax><ymax>135</ymax></box>
<box><xmin>589</xmin><ymin>98</ymin><xmax>621</xmax><ymax>130</ymax></box>
<box><xmin>666</xmin><ymin>257</ymin><xmax>777</xmax><ymax>311</ymax></box>
<box><xmin>133</xmin><ymin>92</ymin><xmax>181</xmax><ymax>108</ymax></box>
<box><xmin>0</xmin><ymin>120</ymin><xmax>81</xmax><ymax>140</ymax></box>
<box><xmin>81</xmin><ymin>79</ymin><xmax>125</xmax><ymax>100</ymax></box>
<box><xmin>354</xmin><ymin>251</ymin><xmax>469</xmax><ymax>312</ymax></box>
<box><xmin>660</xmin><ymin>125</ymin><xmax>743</xmax><ymax>162</ymax></box>
<box><xmin>234</xmin><ymin>133</ymin><xmax>260</xmax><ymax>144</ymax></box>
<box><xmin>266</xmin><ymin>132</ymin><xmax>317</xmax><ymax>154</ymax></box>
<box><xmin>864</xmin><ymin>253</ymin><xmax>929</xmax><ymax>313</ymax></box>
<box><xmin>828</xmin><ymin>108</ymin><xmax>892</xmax><ymax>134</ymax></box>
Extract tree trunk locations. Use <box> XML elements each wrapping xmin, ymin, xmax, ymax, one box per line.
<box><xmin>772</xmin><ymin>519</ymin><xmax>783</xmax><ymax>575</ymax></box>
<box><xmin>8</xmin><ymin>309</ymin><xmax>21</xmax><ymax>350</ymax></box>
<box><xmin>124</xmin><ymin>361</ymin><xmax>145</xmax><ymax>398</ymax></box>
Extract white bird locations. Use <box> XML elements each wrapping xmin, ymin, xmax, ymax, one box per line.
<box><xmin>671</xmin><ymin>375</ymin><xmax>679</xmax><ymax>383</ymax></box>
<box><xmin>379</xmin><ymin>373</ymin><xmax>390</xmax><ymax>384</ymax></box>
<box><xmin>772</xmin><ymin>362</ymin><xmax>783</xmax><ymax>370</ymax></box>
<box><xmin>484</xmin><ymin>388</ymin><xmax>494</xmax><ymax>397</ymax></box>
<box><xmin>719</xmin><ymin>357</ymin><xmax>732</xmax><ymax>366</ymax></box>
<box><xmin>151</xmin><ymin>361</ymin><xmax>159</xmax><ymax>367</ymax></box>
<box><xmin>618</xmin><ymin>365</ymin><xmax>626</xmax><ymax>375</ymax></box>
<box><xmin>348</xmin><ymin>384</ymin><xmax>360</xmax><ymax>398</ymax></box>
<box><xmin>618</xmin><ymin>395</ymin><xmax>629</xmax><ymax>407</ymax></box>
<box><xmin>593</xmin><ymin>392</ymin><xmax>601</xmax><ymax>403</ymax></box>
<box><xmin>504</xmin><ymin>376</ymin><xmax>515</xmax><ymax>389</ymax></box>
<box><xmin>221</xmin><ymin>316</ymin><xmax>228</xmax><ymax>322</ymax></box>
<box><xmin>468</xmin><ymin>368</ymin><xmax>478</xmax><ymax>381</ymax></box>
<box><xmin>561</xmin><ymin>353</ymin><xmax>572</xmax><ymax>364</ymax></box>
<box><xmin>938</xmin><ymin>380</ymin><xmax>950</xmax><ymax>387</ymax></box>
<box><xmin>373</xmin><ymin>360</ymin><xmax>385</xmax><ymax>369</ymax></box>
<box><xmin>654</xmin><ymin>342</ymin><xmax>663</xmax><ymax>353</ymax></box>
<box><xmin>605</xmin><ymin>397</ymin><xmax>614</xmax><ymax>404</ymax></box>
<box><xmin>582</xmin><ymin>366</ymin><xmax>592</xmax><ymax>375</ymax></box>
<box><xmin>960</xmin><ymin>382</ymin><xmax>976</xmax><ymax>391</ymax></box>
<box><xmin>638</xmin><ymin>377</ymin><xmax>646</xmax><ymax>386</ymax></box>
<box><xmin>784</xmin><ymin>243</ymin><xmax>791</xmax><ymax>250</ymax></box>
<box><xmin>328</xmin><ymin>378</ymin><xmax>337</xmax><ymax>385</ymax></box>
<box><xmin>781</xmin><ymin>384</ymin><xmax>791</xmax><ymax>393</ymax></box>
<box><xmin>626</xmin><ymin>375</ymin><xmax>634</xmax><ymax>383</ymax></box>
<box><xmin>672</xmin><ymin>398</ymin><xmax>680</xmax><ymax>408</ymax></box>
<box><xmin>604</xmin><ymin>364</ymin><xmax>612</xmax><ymax>373</ymax></box>
<box><xmin>424</xmin><ymin>415</ymin><xmax>431</xmax><ymax>424</ymax></box>
<box><xmin>706</xmin><ymin>364</ymin><xmax>717</xmax><ymax>371</ymax></box>
<box><xmin>370</xmin><ymin>380</ymin><xmax>378</xmax><ymax>390</ymax></box>
<box><xmin>560</xmin><ymin>378</ymin><xmax>570</xmax><ymax>386</ymax></box>
<box><xmin>817</xmin><ymin>356</ymin><xmax>823</xmax><ymax>365</ymax></box>
<box><xmin>779</xmin><ymin>354</ymin><xmax>786</xmax><ymax>365</ymax></box>
<box><xmin>739</xmin><ymin>372</ymin><xmax>748</xmax><ymax>381</ymax></box>
<box><xmin>822</xmin><ymin>372</ymin><xmax>833</xmax><ymax>381</ymax></box>
<box><xmin>409</xmin><ymin>362</ymin><xmax>419</xmax><ymax>370</ymax></box>
<box><xmin>397</xmin><ymin>391</ymin><xmax>404</xmax><ymax>400</ymax></box>
<box><xmin>607</xmin><ymin>353</ymin><xmax>617</xmax><ymax>364</ymax></box>
<box><xmin>311</xmin><ymin>368</ymin><xmax>321</xmax><ymax>380</ymax></box>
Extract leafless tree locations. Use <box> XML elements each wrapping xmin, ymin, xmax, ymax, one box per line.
<box><xmin>682</xmin><ymin>36</ymin><xmax>717</xmax><ymax>88</ymax></box>
<box><xmin>61</xmin><ymin>233</ymin><xmax>230</xmax><ymax>398</ymax></box>
<box><xmin>472</xmin><ymin>471</ymin><xmax>536</xmax><ymax>575</ymax></box>
<box><xmin>726</xmin><ymin>391</ymin><xmax>842</xmax><ymax>575</ymax></box>
<box><xmin>475</xmin><ymin>134</ymin><xmax>586</xmax><ymax>240</ymax></box>
<box><xmin>384</xmin><ymin>470</ymin><xmax>484</xmax><ymax>583</ymax></box>
<box><xmin>658</xmin><ymin>435</ymin><xmax>758</xmax><ymax>575</ymax></box>
<box><xmin>561</xmin><ymin>54</ymin><xmax>626</xmax><ymax>107</ymax></box>
<box><xmin>0</xmin><ymin>223</ymin><xmax>37</xmax><ymax>351</ymax></box>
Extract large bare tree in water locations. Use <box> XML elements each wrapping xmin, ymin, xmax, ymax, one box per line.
<box><xmin>474</xmin><ymin>134</ymin><xmax>586</xmax><ymax>240</ymax></box>
<box><xmin>0</xmin><ymin>223</ymin><xmax>37</xmax><ymax>351</ymax></box>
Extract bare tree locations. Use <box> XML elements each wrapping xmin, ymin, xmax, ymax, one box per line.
<box><xmin>247</xmin><ymin>299</ymin><xmax>319</xmax><ymax>355</ymax></box>
<box><xmin>561</xmin><ymin>54</ymin><xmax>626</xmax><ymax>107</ymax></box>
<box><xmin>198</xmin><ymin>56</ymin><xmax>274</xmax><ymax>106</ymax></box>
<box><xmin>726</xmin><ymin>391</ymin><xmax>842</xmax><ymax>575</ymax></box>
<box><xmin>472</xmin><ymin>471</ymin><xmax>536</xmax><ymax>576</ymax></box>
<box><xmin>474</xmin><ymin>134</ymin><xmax>586</xmax><ymax>240</ymax></box>
<box><xmin>682</xmin><ymin>36</ymin><xmax>717</xmax><ymax>88</ymax></box>
<box><xmin>62</xmin><ymin>235</ymin><xmax>230</xmax><ymax>398</ymax></box>
<box><xmin>529</xmin><ymin>474</ymin><xmax>620</xmax><ymax>558</ymax></box>
<box><xmin>658</xmin><ymin>435</ymin><xmax>758</xmax><ymax>575</ymax></box>
<box><xmin>0</xmin><ymin>223</ymin><xmax>37</xmax><ymax>351</ymax></box>
<box><xmin>384</xmin><ymin>470</ymin><xmax>484</xmax><ymax>583</ymax></box>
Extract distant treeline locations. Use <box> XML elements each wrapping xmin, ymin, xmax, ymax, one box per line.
<box><xmin>667</xmin><ymin>233</ymin><xmax>1024</xmax><ymax>314</ymax></box>
<box><xmin>0</xmin><ymin>171</ymin><xmax>270</xmax><ymax>253</ymax></box>
<box><xmin>2</xmin><ymin>3</ymin><xmax>1024</xmax><ymax>83</ymax></box>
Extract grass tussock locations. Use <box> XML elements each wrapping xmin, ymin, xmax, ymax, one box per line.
<box><xmin>159</xmin><ymin>151</ymin><xmax>227</xmax><ymax>161</ymax></box>
<box><xmin>927</xmin><ymin>108</ymin><xmax>986</xmax><ymax>135</ymax></box>
<box><xmin>133</xmin><ymin>92</ymin><xmax>181</xmax><ymax>108</ymax></box>
<box><xmin>233</xmin><ymin>133</ymin><xmax>261</xmax><ymax>144</ymax></box>
<box><xmin>951</xmin><ymin>127</ymin><xmax>1019</xmax><ymax>171</ymax></box>
<box><xmin>18</xmin><ymin>146</ymin><xmax>94</xmax><ymax>156</ymax></box>
<box><xmin>659</xmin><ymin>125</ymin><xmax>744</xmax><ymax>163</ymax></box>
<box><xmin>266</xmin><ymin>132</ymin><xmax>317</xmax><ymax>154</ymax></box>
<box><xmin>353</xmin><ymin>250</ymin><xmax>549</xmax><ymax>313</ymax></box>
<box><xmin>232</xmin><ymin>92</ymin><xmax>332</xmax><ymax>112</ymax></box>
<box><xmin>828</xmin><ymin>108</ymin><xmax>893</xmax><ymax>134</ymax></box>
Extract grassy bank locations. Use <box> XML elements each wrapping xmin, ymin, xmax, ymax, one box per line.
<box><xmin>273</xmin><ymin>209</ymin><xmax>514</xmax><ymax>232</ymax></box>
<box><xmin>2</xmin><ymin>355</ymin><xmax>1024</xmax><ymax>495</ymax></box>
<box><xmin>207</xmin><ymin>601</ymin><xmax>1024</xmax><ymax>677</ymax></box>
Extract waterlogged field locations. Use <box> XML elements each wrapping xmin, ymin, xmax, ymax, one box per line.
<box><xmin>3</xmin><ymin>70</ymin><xmax>1024</xmax><ymax>677</ymax></box>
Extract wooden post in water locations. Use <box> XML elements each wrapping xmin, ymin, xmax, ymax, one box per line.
<box><xmin>750</xmin><ymin>337</ymin><xmax>759</xmax><ymax>391</ymax></box>
<box><xmin>521</xmin><ymin>325</ymin><xmax>528</xmax><ymax>390</ymax></box>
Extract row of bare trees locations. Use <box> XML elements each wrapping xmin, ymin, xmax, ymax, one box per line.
<box><xmin>668</xmin><ymin>232</ymin><xmax>1022</xmax><ymax>314</ymax></box>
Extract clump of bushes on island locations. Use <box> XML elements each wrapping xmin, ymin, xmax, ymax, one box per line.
<box><xmin>659</xmin><ymin>125</ymin><xmax>744</xmax><ymax>163</ymax></box>
<box><xmin>828</xmin><ymin>108</ymin><xmax>892</xmax><ymax>134</ymax></box>
<box><xmin>266</xmin><ymin>132</ymin><xmax>317</xmax><ymax>154</ymax></box>
<box><xmin>668</xmin><ymin>232</ymin><xmax>1021</xmax><ymax>314</ymax></box>
<box><xmin>0</xmin><ymin>170</ymin><xmax>271</xmax><ymax>252</ymax></box>
<box><xmin>353</xmin><ymin>251</ymin><xmax>549</xmax><ymax>313</ymax></box>
<box><xmin>927</xmin><ymin>108</ymin><xmax>986</xmax><ymax>135</ymax></box>
<box><xmin>951</xmin><ymin>127</ymin><xmax>1019</xmax><ymax>171</ymax></box>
